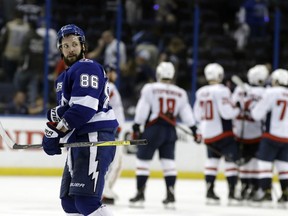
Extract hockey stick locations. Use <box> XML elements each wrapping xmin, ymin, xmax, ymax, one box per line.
<box><xmin>231</xmin><ymin>75</ymin><xmax>246</xmax><ymax>92</ymax></box>
<box><xmin>177</xmin><ymin>123</ymin><xmax>239</xmax><ymax>163</ymax></box>
<box><xmin>231</xmin><ymin>75</ymin><xmax>250</xmax><ymax>166</ymax></box>
<box><xmin>0</xmin><ymin>121</ymin><xmax>147</xmax><ymax>149</ymax></box>
<box><xmin>158</xmin><ymin>114</ymin><xmax>236</xmax><ymax>162</ymax></box>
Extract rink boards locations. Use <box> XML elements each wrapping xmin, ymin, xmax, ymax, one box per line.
<box><xmin>0</xmin><ymin>116</ymin><xmax>279</xmax><ymax>181</ymax></box>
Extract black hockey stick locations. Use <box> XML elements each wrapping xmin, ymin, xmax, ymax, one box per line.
<box><xmin>158</xmin><ymin>113</ymin><xmax>236</xmax><ymax>162</ymax></box>
<box><xmin>0</xmin><ymin>121</ymin><xmax>147</xmax><ymax>149</ymax></box>
<box><xmin>177</xmin><ymin>125</ymin><xmax>236</xmax><ymax>162</ymax></box>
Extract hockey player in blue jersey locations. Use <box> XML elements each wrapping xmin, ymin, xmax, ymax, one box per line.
<box><xmin>42</xmin><ymin>24</ymin><xmax>118</xmax><ymax>216</ymax></box>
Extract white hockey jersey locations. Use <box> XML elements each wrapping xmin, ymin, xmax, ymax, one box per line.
<box><xmin>134</xmin><ymin>82</ymin><xmax>196</xmax><ymax>127</ymax></box>
<box><xmin>251</xmin><ymin>86</ymin><xmax>288</xmax><ymax>142</ymax></box>
<box><xmin>194</xmin><ymin>84</ymin><xmax>240</xmax><ymax>144</ymax></box>
<box><xmin>232</xmin><ymin>85</ymin><xmax>266</xmax><ymax>143</ymax></box>
<box><xmin>109</xmin><ymin>82</ymin><xmax>125</xmax><ymax>126</ymax></box>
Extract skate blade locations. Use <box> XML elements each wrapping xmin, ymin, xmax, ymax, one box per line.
<box><xmin>163</xmin><ymin>202</ymin><xmax>176</xmax><ymax>210</ymax></box>
<box><xmin>277</xmin><ymin>202</ymin><xmax>288</xmax><ymax>209</ymax></box>
<box><xmin>206</xmin><ymin>198</ymin><xmax>220</xmax><ymax>205</ymax></box>
<box><xmin>228</xmin><ymin>199</ymin><xmax>243</xmax><ymax>206</ymax></box>
<box><xmin>250</xmin><ymin>200</ymin><xmax>273</xmax><ymax>208</ymax></box>
<box><xmin>129</xmin><ymin>201</ymin><xmax>145</xmax><ymax>208</ymax></box>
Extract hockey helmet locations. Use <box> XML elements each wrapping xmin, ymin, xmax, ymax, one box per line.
<box><xmin>57</xmin><ymin>24</ymin><xmax>85</xmax><ymax>49</ymax></box>
<box><xmin>204</xmin><ymin>63</ymin><xmax>224</xmax><ymax>82</ymax></box>
<box><xmin>156</xmin><ymin>62</ymin><xmax>175</xmax><ymax>81</ymax></box>
<box><xmin>271</xmin><ymin>69</ymin><xmax>288</xmax><ymax>86</ymax></box>
<box><xmin>247</xmin><ymin>65</ymin><xmax>269</xmax><ymax>86</ymax></box>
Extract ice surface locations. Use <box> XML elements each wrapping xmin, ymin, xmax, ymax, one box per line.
<box><xmin>0</xmin><ymin>176</ymin><xmax>286</xmax><ymax>216</ymax></box>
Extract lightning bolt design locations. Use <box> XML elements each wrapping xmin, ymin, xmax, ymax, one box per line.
<box><xmin>89</xmin><ymin>146</ymin><xmax>99</xmax><ymax>192</ymax></box>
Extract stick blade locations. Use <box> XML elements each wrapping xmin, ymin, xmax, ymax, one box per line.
<box><xmin>0</xmin><ymin>121</ymin><xmax>16</xmax><ymax>149</ymax></box>
<box><xmin>231</xmin><ymin>75</ymin><xmax>244</xmax><ymax>88</ymax></box>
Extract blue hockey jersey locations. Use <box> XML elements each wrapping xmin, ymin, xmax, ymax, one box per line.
<box><xmin>60</xmin><ymin>58</ymin><xmax>118</xmax><ymax>134</ymax></box>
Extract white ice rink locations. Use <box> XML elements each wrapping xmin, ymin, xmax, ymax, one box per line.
<box><xmin>0</xmin><ymin>176</ymin><xmax>287</xmax><ymax>216</ymax></box>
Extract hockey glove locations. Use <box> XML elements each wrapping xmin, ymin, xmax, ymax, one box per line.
<box><xmin>190</xmin><ymin>126</ymin><xmax>201</xmax><ymax>144</ymax></box>
<box><xmin>47</xmin><ymin>104</ymin><xmax>69</xmax><ymax>122</ymax></box>
<box><xmin>132</xmin><ymin>123</ymin><xmax>141</xmax><ymax>140</ymax></box>
<box><xmin>42</xmin><ymin>122</ymin><xmax>66</xmax><ymax>156</ymax></box>
<box><xmin>235</xmin><ymin>101</ymin><xmax>242</xmax><ymax>109</ymax></box>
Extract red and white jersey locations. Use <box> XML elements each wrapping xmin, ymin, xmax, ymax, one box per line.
<box><xmin>232</xmin><ymin>85</ymin><xmax>266</xmax><ymax>143</ymax></box>
<box><xmin>194</xmin><ymin>83</ymin><xmax>240</xmax><ymax>144</ymax></box>
<box><xmin>109</xmin><ymin>82</ymin><xmax>125</xmax><ymax>126</ymax></box>
<box><xmin>251</xmin><ymin>86</ymin><xmax>288</xmax><ymax>142</ymax></box>
<box><xmin>134</xmin><ymin>82</ymin><xmax>196</xmax><ymax>127</ymax></box>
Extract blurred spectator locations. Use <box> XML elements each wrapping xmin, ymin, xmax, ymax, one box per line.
<box><xmin>36</xmin><ymin>18</ymin><xmax>59</xmax><ymax>73</ymax></box>
<box><xmin>238</xmin><ymin>0</ymin><xmax>269</xmax><ymax>38</ymax></box>
<box><xmin>125</xmin><ymin>0</ymin><xmax>142</xmax><ymax>25</ymax></box>
<box><xmin>154</xmin><ymin>0</ymin><xmax>177</xmax><ymax>24</ymax></box>
<box><xmin>3</xmin><ymin>91</ymin><xmax>29</xmax><ymax>114</ymax></box>
<box><xmin>159</xmin><ymin>36</ymin><xmax>189</xmax><ymax>88</ymax></box>
<box><xmin>121</xmin><ymin>49</ymin><xmax>155</xmax><ymax>102</ymax></box>
<box><xmin>87</xmin><ymin>29</ymin><xmax>127</xmax><ymax>69</ymax></box>
<box><xmin>135</xmin><ymin>43</ymin><xmax>159</xmax><ymax>69</ymax></box>
<box><xmin>134</xmin><ymin>49</ymin><xmax>156</xmax><ymax>87</ymax></box>
<box><xmin>17</xmin><ymin>0</ymin><xmax>43</xmax><ymax>23</ymax></box>
<box><xmin>28</xmin><ymin>94</ymin><xmax>44</xmax><ymax>115</ymax></box>
<box><xmin>13</xmin><ymin>19</ymin><xmax>44</xmax><ymax>107</ymax></box>
<box><xmin>232</xmin><ymin>9</ymin><xmax>251</xmax><ymax>51</ymax></box>
<box><xmin>0</xmin><ymin>7</ymin><xmax>30</xmax><ymax>82</ymax></box>
<box><xmin>132</xmin><ymin>24</ymin><xmax>164</xmax><ymax>51</ymax></box>
<box><xmin>2</xmin><ymin>90</ymin><xmax>43</xmax><ymax>115</ymax></box>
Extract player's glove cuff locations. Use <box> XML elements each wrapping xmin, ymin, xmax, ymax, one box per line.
<box><xmin>190</xmin><ymin>126</ymin><xmax>201</xmax><ymax>144</ymax></box>
<box><xmin>132</xmin><ymin>123</ymin><xmax>141</xmax><ymax>140</ymax></box>
<box><xmin>45</xmin><ymin>122</ymin><xmax>67</xmax><ymax>138</ymax></box>
<box><xmin>132</xmin><ymin>123</ymin><xmax>140</xmax><ymax>133</ymax></box>
<box><xmin>47</xmin><ymin>104</ymin><xmax>69</xmax><ymax>122</ymax></box>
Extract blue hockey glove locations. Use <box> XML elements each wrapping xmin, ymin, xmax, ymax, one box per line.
<box><xmin>42</xmin><ymin>122</ymin><xmax>66</xmax><ymax>156</ymax></box>
<box><xmin>47</xmin><ymin>104</ymin><xmax>69</xmax><ymax>122</ymax></box>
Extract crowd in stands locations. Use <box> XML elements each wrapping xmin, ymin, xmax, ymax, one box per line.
<box><xmin>0</xmin><ymin>0</ymin><xmax>287</xmax><ymax>118</ymax></box>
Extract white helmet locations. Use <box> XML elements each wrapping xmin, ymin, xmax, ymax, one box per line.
<box><xmin>156</xmin><ymin>62</ymin><xmax>175</xmax><ymax>81</ymax></box>
<box><xmin>247</xmin><ymin>65</ymin><xmax>269</xmax><ymax>86</ymax></box>
<box><xmin>204</xmin><ymin>63</ymin><xmax>224</xmax><ymax>82</ymax></box>
<box><xmin>271</xmin><ymin>69</ymin><xmax>288</xmax><ymax>86</ymax></box>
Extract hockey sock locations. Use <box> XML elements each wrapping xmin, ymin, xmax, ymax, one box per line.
<box><xmin>259</xmin><ymin>177</ymin><xmax>272</xmax><ymax>191</ymax></box>
<box><xmin>280</xmin><ymin>179</ymin><xmax>288</xmax><ymax>191</ymax></box>
<box><xmin>136</xmin><ymin>175</ymin><xmax>148</xmax><ymax>192</ymax></box>
<box><xmin>205</xmin><ymin>175</ymin><xmax>216</xmax><ymax>185</ymax></box>
<box><xmin>164</xmin><ymin>175</ymin><xmax>176</xmax><ymax>190</ymax></box>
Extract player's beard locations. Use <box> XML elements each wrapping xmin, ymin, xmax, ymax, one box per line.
<box><xmin>63</xmin><ymin>52</ymin><xmax>83</xmax><ymax>67</ymax></box>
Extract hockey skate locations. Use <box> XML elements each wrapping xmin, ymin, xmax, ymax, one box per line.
<box><xmin>228</xmin><ymin>190</ymin><xmax>242</xmax><ymax>206</ymax></box>
<box><xmin>129</xmin><ymin>191</ymin><xmax>145</xmax><ymax>208</ymax></box>
<box><xmin>251</xmin><ymin>189</ymin><xmax>273</xmax><ymax>208</ymax></box>
<box><xmin>163</xmin><ymin>187</ymin><xmax>176</xmax><ymax>209</ymax></box>
<box><xmin>277</xmin><ymin>190</ymin><xmax>288</xmax><ymax>209</ymax></box>
<box><xmin>102</xmin><ymin>189</ymin><xmax>119</xmax><ymax>205</ymax></box>
<box><xmin>240</xmin><ymin>183</ymin><xmax>249</xmax><ymax>200</ymax></box>
<box><xmin>206</xmin><ymin>183</ymin><xmax>220</xmax><ymax>205</ymax></box>
<box><xmin>102</xmin><ymin>196</ymin><xmax>115</xmax><ymax>205</ymax></box>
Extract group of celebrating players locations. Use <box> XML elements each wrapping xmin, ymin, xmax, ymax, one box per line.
<box><xmin>129</xmin><ymin>62</ymin><xmax>288</xmax><ymax>209</ymax></box>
